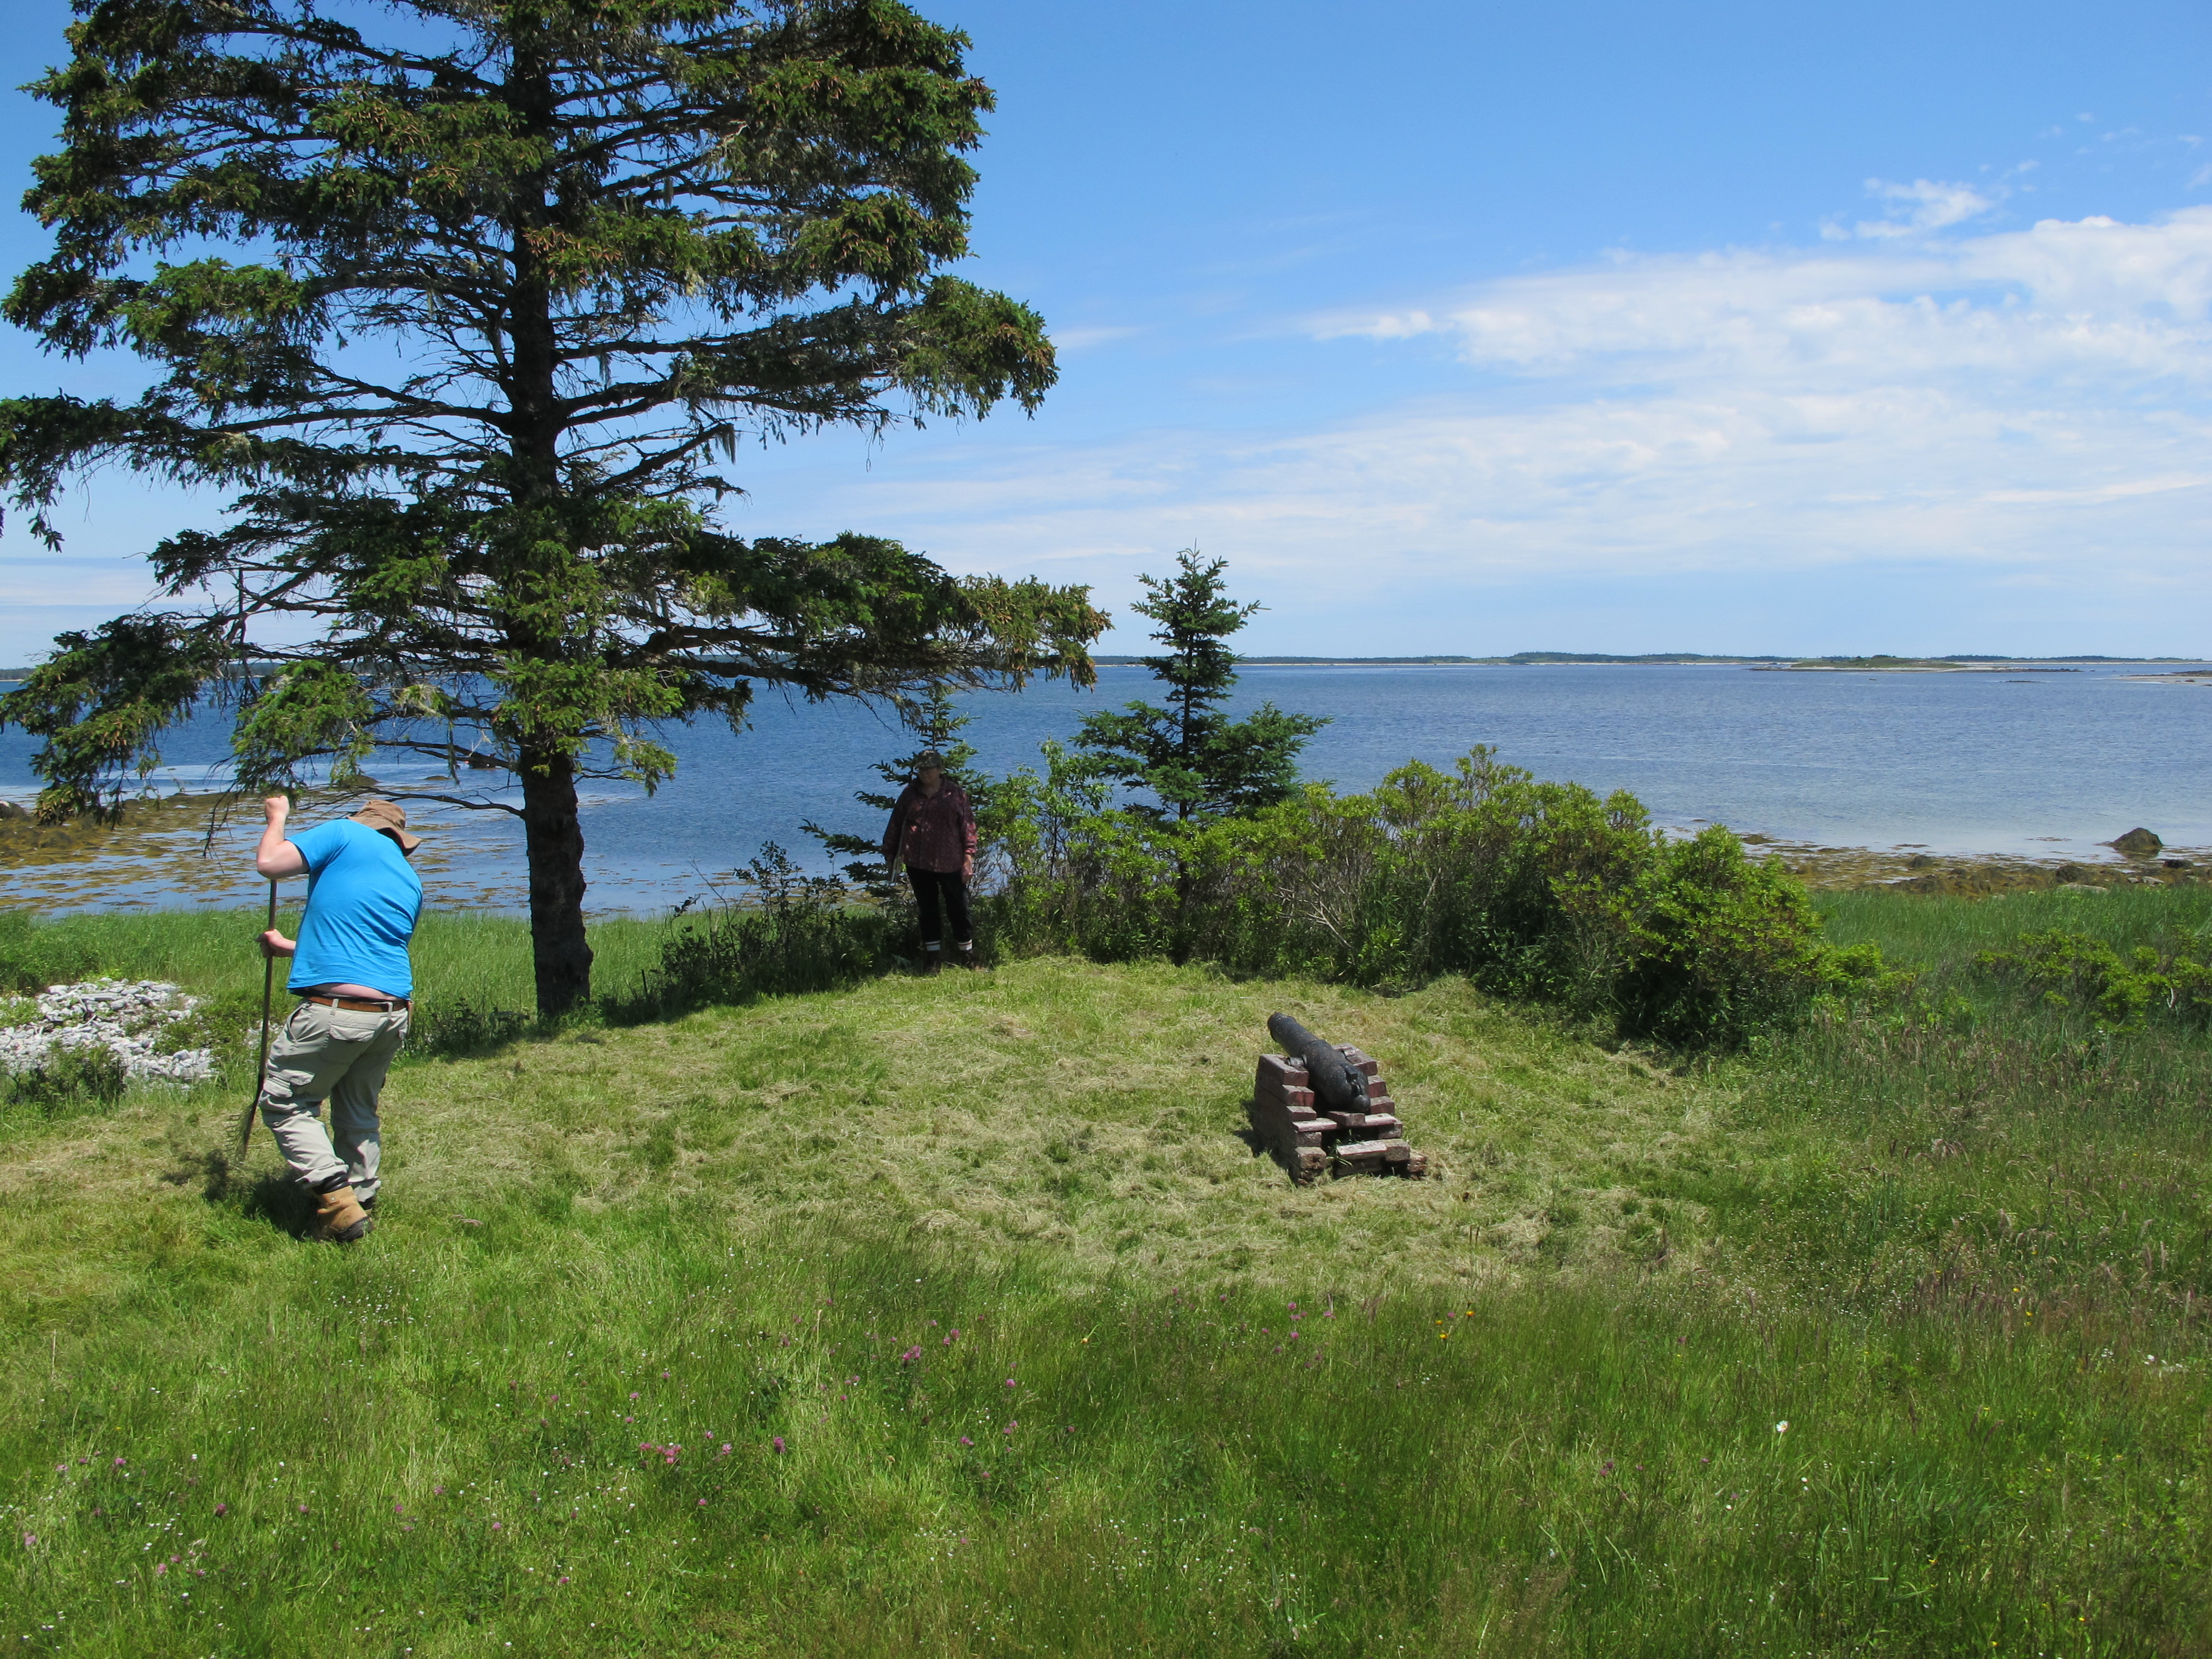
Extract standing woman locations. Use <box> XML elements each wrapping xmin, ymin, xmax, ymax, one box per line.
<box><xmin>880</xmin><ymin>751</ymin><xmax>979</xmax><ymax>974</ymax></box>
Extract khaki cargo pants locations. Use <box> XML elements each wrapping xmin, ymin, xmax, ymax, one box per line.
<box><xmin>257</xmin><ymin>999</ymin><xmax>410</xmax><ymax>1201</ymax></box>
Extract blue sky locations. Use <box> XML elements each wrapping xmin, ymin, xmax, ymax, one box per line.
<box><xmin>2</xmin><ymin>0</ymin><xmax>2209</xmax><ymax>660</ymax></box>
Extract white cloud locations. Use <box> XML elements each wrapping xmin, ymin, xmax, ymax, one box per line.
<box><xmin>1310</xmin><ymin>207</ymin><xmax>2212</xmax><ymax>387</ymax></box>
<box><xmin>1852</xmin><ymin>177</ymin><xmax>1996</xmax><ymax>239</ymax></box>
<box><xmin>764</xmin><ymin>207</ymin><xmax>2212</xmax><ymax>627</ymax></box>
<box><xmin>1046</xmin><ymin>324</ymin><xmax>1144</xmax><ymax>353</ymax></box>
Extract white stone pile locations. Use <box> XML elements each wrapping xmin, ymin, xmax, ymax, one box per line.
<box><xmin>0</xmin><ymin>978</ymin><xmax>218</xmax><ymax>1086</ymax></box>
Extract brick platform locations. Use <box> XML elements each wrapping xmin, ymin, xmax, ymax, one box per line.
<box><xmin>1247</xmin><ymin>1045</ymin><xmax>1429</xmax><ymax>1183</ymax></box>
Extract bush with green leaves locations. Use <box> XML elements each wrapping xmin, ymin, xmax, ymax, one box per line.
<box><xmin>1975</xmin><ymin>929</ymin><xmax>2212</xmax><ymax>1032</ymax></box>
<box><xmin>631</xmin><ymin>844</ymin><xmax>896</xmax><ymax>1015</ymax></box>
<box><xmin>990</xmin><ymin>746</ymin><xmax>1882</xmax><ymax>1047</ymax></box>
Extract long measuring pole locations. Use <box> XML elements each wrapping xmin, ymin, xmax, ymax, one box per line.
<box><xmin>234</xmin><ymin>879</ymin><xmax>278</xmax><ymax>1161</ymax></box>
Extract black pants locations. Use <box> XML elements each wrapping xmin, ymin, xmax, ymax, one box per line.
<box><xmin>908</xmin><ymin>867</ymin><xmax>972</xmax><ymax>947</ymax></box>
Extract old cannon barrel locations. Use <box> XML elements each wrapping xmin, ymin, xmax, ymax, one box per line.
<box><xmin>1266</xmin><ymin>1012</ymin><xmax>1370</xmax><ymax>1111</ymax></box>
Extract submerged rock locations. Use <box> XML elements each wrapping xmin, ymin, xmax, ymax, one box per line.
<box><xmin>2111</xmin><ymin>827</ymin><xmax>2164</xmax><ymax>857</ymax></box>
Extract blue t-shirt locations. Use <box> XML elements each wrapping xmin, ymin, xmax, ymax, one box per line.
<box><xmin>286</xmin><ymin>820</ymin><xmax>424</xmax><ymax>997</ymax></box>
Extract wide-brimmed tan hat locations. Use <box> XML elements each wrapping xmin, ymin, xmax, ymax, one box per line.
<box><xmin>350</xmin><ymin>797</ymin><xmax>423</xmax><ymax>854</ymax></box>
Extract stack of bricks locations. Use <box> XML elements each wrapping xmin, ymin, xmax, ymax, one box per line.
<box><xmin>1248</xmin><ymin>1045</ymin><xmax>1429</xmax><ymax>1183</ymax></box>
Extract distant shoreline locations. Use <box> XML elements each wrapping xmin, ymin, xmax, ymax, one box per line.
<box><xmin>9</xmin><ymin>654</ymin><xmax>2203</xmax><ymax>679</ymax></box>
<box><xmin>1090</xmin><ymin>654</ymin><xmax>2205</xmax><ymax>669</ymax></box>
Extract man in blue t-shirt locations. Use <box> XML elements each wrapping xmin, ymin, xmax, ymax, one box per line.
<box><xmin>252</xmin><ymin>794</ymin><xmax>424</xmax><ymax>1242</ymax></box>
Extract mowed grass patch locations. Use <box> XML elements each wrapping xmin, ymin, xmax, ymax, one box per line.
<box><xmin>3</xmin><ymin>1222</ymin><xmax>2207</xmax><ymax>1658</ymax></box>
<box><xmin>1</xmin><ymin>958</ymin><xmax>1731</xmax><ymax>1318</ymax></box>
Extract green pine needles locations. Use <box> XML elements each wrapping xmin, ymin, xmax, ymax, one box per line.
<box><xmin>0</xmin><ymin>0</ymin><xmax>1107</xmax><ymax>1013</ymax></box>
<box><xmin>1072</xmin><ymin>549</ymin><xmax>1326</xmax><ymax>822</ymax></box>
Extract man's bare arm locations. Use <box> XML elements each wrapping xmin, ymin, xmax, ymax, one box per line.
<box><xmin>255</xmin><ymin>795</ymin><xmax>307</xmax><ymax>879</ymax></box>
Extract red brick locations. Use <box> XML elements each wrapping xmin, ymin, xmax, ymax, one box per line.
<box><xmin>1256</xmin><ymin>1054</ymin><xmax>1309</xmax><ymax>1091</ymax></box>
<box><xmin>1257</xmin><ymin>1079</ymin><xmax>1318</xmax><ymax>1114</ymax></box>
<box><xmin>1333</xmin><ymin>1139</ymin><xmax>1391</xmax><ymax>1170</ymax></box>
<box><xmin>1334</xmin><ymin>1045</ymin><xmax>1382</xmax><ymax>1079</ymax></box>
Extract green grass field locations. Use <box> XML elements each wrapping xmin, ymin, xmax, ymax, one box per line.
<box><xmin>1</xmin><ymin>890</ymin><xmax>2207</xmax><ymax>1655</ymax></box>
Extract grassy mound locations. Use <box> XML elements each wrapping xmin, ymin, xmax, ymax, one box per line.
<box><xmin>0</xmin><ymin>897</ymin><xmax>2207</xmax><ymax>1654</ymax></box>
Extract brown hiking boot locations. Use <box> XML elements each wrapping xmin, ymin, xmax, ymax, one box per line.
<box><xmin>921</xmin><ymin>951</ymin><xmax>942</xmax><ymax>977</ymax></box>
<box><xmin>312</xmin><ymin>1184</ymin><xmax>374</xmax><ymax>1244</ymax></box>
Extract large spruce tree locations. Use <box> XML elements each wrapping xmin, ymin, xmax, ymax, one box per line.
<box><xmin>0</xmin><ymin>0</ymin><xmax>1105</xmax><ymax>1013</ymax></box>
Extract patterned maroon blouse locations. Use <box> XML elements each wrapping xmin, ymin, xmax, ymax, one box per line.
<box><xmin>880</xmin><ymin>780</ymin><xmax>977</xmax><ymax>874</ymax></box>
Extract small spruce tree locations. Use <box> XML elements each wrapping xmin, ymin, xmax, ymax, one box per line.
<box><xmin>1073</xmin><ymin>550</ymin><xmax>1323</xmax><ymax>821</ymax></box>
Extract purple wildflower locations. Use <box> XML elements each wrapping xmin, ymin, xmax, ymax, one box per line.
<box><xmin>900</xmin><ymin>1346</ymin><xmax>922</xmax><ymax>1364</ymax></box>
<box><xmin>1004</xmin><ymin>1421</ymin><xmax>1017</xmax><ymax>1435</ymax></box>
<box><xmin>772</xmin><ymin>1436</ymin><xmax>786</xmax><ymax>1455</ymax></box>
<box><xmin>113</xmin><ymin>1457</ymin><xmax>126</xmax><ymax>1467</ymax></box>
<box><xmin>213</xmin><ymin>1504</ymin><xmax>227</xmax><ymax>1518</ymax></box>
<box><xmin>960</xmin><ymin>1436</ymin><xmax>974</xmax><ymax>1447</ymax></box>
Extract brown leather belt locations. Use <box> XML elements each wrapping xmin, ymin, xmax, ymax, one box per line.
<box><xmin>298</xmin><ymin>994</ymin><xmax>411</xmax><ymax>1013</ymax></box>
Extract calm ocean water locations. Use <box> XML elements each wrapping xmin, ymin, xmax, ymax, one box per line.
<box><xmin>5</xmin><ymin>661</ymin><xmax>2210</xmax><ymax>915</ymax></box>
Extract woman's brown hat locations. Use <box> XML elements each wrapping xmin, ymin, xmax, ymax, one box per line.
<box><xmin>349</xmin><ymin>797</ymin><xmax>423</xmax><ymax>853</ymax></box>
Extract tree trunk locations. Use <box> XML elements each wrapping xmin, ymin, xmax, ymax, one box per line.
<box><xmin>520</xmin><ymin>746</ymin><xmax>593</xmax><ymax>1015</ymax></box>
<box><xmin>502</xmin><ymin>36</ymin><xmax>590</xmax><ymax>1019</ymax></box>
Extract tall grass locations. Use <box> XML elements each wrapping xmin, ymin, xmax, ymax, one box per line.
<box><xmin>1685</xmin><ymin>885</ymin><xmax>2212</xmax><ymax>1330</ymax></box>
<box><xmin>4</xmin><ymin>1222</ymin><xmax>2204</xmax><ymax>1657</ymax></box>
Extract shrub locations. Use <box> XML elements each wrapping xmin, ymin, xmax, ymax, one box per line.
<box><xmin>629</xmin><ymin>843</ymin><xmax>897</xmax><ymax>1015</ymax></box>
<box><xmin>1975</xmin><ymin>930</ymin><xmax>2212</xmax><ymax>1032</ymax></box>
<box><xmin>988</xmin><ymin>748</ymin><xmax>1878</xmax><ymax>1047</ymax></box>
